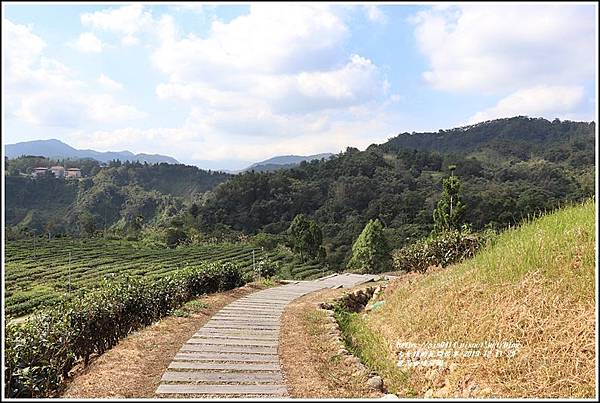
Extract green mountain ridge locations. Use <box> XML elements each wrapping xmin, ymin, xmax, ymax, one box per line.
<box><xmin>4</xmin><ymin>116</ymin><xmax>595</xmax><ymax>270</ymax></box>
<box><xmin>194</xmin><ymin>116</ymin><xmax>594</xmax><ymax>267</ymax></box>
<box><xmin>242</xmin><ymin>153</ymin><xmax>334</xmax><ymax>172</ymax></box>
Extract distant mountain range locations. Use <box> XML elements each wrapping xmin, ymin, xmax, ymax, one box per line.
<box><xmin>6</xmin><ymin>139</ymin><xmax>337</xmax><ymax>172</ymax></box>
<box><xmin>242</xmin><ymin>153</ymin><xmax>334</xmax><ymax>172</ymax></box>
<box><xmin>5</xmin><ymin>139</ymin><xmax>180</xmax><ymax>164</ymax></box>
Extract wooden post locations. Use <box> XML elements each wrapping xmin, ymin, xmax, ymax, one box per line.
<box><xmin>253</xmin><ymin>249</ymin><xmax>257</xmax><ymax>280</ymax></box>
<box><xmin>68</xmin><ymin>251</ymin><xmax>72</xmax><ymax>296</ymax></box>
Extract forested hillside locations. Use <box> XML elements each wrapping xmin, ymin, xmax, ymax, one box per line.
<box><xmin>195</xmin><ymin>117</ymin><xmax>594</xmax><ymax>266</ymax></box>
<box><xmin>5</xmin><ymin>160</ymin><xmax>230</xmax><ymax>238</ymax></box>
<box><xmin>5</xmin><ymin>117</ymin><xmax>595</xmax><ymax>269</ymax></box>
<box><xmin>379</xmin><ymin>116</ymin><xmax>594</xmax><ymax>168</ymax></box>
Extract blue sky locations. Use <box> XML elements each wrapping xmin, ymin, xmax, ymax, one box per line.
<box><xmin>3</xmin><ymin>3</ymin><xmax>597</xmax><ymax>170</ymax></box>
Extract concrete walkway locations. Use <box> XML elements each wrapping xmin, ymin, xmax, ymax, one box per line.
<box><xmin>155</xmin><ymin>273</ymin><xmax>378</xmax><ymax>398</ymax></box>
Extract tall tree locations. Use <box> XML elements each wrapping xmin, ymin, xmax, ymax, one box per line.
<box><xmin>307</xmin><ymin>220</ymin><xmax>324</xmax><ymax>259</ymax></box>
<box><xmin>348</xmin><ymin>219</ymin><xmax>391</xmax><ymax>273</ymax></box>
<box><xmin>432</xmin><ymin>166</ymin><xmax>466</xmax><ymax>234</ymax></box>
<box><xmin>288</xmin><ymin>214</ymin><xmax>323</xmax><ymax>261</ymax></box>
<box><xmin>190</xmin><ymin>203</ymin><xmax>199</xmax><ymax>217</ymax></box>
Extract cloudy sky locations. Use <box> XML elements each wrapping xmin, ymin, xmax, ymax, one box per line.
<box><xmin>3</xmin><ymin>2</ymin><xmax>597</xmax><ymax>170</ymax></box>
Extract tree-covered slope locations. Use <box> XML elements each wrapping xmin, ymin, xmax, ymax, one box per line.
<box><xmin>195</xmin><ymin>117</ymin><xmax>594</xmax><ymax>267</ymax></box>
<box><xmin>5</xmin><ymin>117</ymin><xmax>595</xmax><ymax>269</ymax></box>
<box><xmin>5</xmin><ymin>161</ymin><xmax>230</xmax><ymax>236</ymax></box>
<box><xmin>378</xmin><ymin>116</ymin><xmax>594</xmax><ymax>168</ymax></box>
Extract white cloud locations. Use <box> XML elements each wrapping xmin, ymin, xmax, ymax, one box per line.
<box><xmin>467</xmin><ymin>85</ymin><xmax>585</xmax><ymax>124</ymax></box>
<box><xmin>16</xmin><ymin>92</ymin><xmax>145</xmax><ymax>127</ymax></box>
<box><xmin>4</xmin><ymin>20</ymin><xmax>79</xmax><ymax>105</ymax></box>
<box><xmin>365</xmin><ymin>5</ymin><xmax>387</xmax><ymax>23</ymax></box>
<box><xmin>4</xmin><ymin>19</ymin><xmax>145</xmax><ymax>128</ymax></box>
<box><xmin>412</xmin><ymin>4</ymin><xmax>596</xmax><ymax>93</ymax></box>
<box><xmin>4</xmin><ymin>19</ymin><xmax>45</xmax><ymax>74</ymax></box>
<box><xmin>143</xmin><ymin>4</ymin><xmax>397</xmax><ymax>164</ymax></box>
<box><xmin>156</xmin><ymin>53</ymin><xmax>386</xmax><ymax>116</ymax></box>
<box><xmin>6</xmin><ymin>6</ymin><xmax>400</xmax><ymax>167</ymax></box>
<box><xmin>81</xmin><ymin>4</ymin><xmax>153</xmax><ymax>45</ymax></box>
<box><xmin>171</xmin><ymin>4</ymin><xmax>206</xmax><ymax>14</ymax></box>
<box><xmin>152</xmin><ymin>4</ymin><xmax>348</xmax><ymax>78</ymax></box>
<box><xmin>121</xmin><ymin>34</ymin><xmax>139</xmax><ymax>46</ymax></box>
<box><xmin>97</xmin><ymin>74</ymin><xmax>123</xmax><ymax>91</ymax></box>
<box><xmin>151</xmin><ymin>4</ymin><xmax>390</xmax><ymax>145</ymax></box>
<box><xmin>73</xmin><ymin>32</ymin><xmax>103</xmax><ymax>53</ymax></box>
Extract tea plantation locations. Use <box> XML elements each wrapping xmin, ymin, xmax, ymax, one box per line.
<box><xmin>4</xmin><ymin>237</ymin><xmax>333</xmax><ymax>317</ymax></box>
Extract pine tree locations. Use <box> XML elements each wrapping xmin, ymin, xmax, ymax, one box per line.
<box><xmin>348</xmin><ymin>219</ymin><xmax>391</xmax><ymax>273</ymax></box>
<box><xmin>432</xmin><ymin>167</ymin><xmax>466</xmax><ymax>234</ymax></box>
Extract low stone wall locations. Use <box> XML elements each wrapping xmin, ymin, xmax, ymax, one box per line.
<box><xmin>316</xmin><ymin>284</ymin><xmax>396</xmax><ymax>398</ymax></box>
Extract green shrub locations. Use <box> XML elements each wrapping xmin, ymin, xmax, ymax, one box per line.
<box><xmin>139</xmin><ymin>227</ymin><xmax>167</xmax><ymax>247</ymax></box>
<box><xmin>392</xmin><ymin>230</ymin><xmax>487</xmax><ymax>273</ymax></box>
<box><xmin>218</xmin><ymin>261</ymin><xmax>244</xmax><ymax>290</ymax></box>
<box><xmin>165</xmin><ymin>227</ymin><xmax>188</xmax><ymax>248</ymax></box>
<box><xmin>4</xmin><ymin>260</ymin><xmax>245</xmax><ymax>398</ymax></box>
<box><xmin>182</xmin><ymin>300</ymin><xmax>208</xmax><ymax>312</ymax></box>
<box><xmin>253</xmin><ymin>257</ymin><xmax>279</xmax><ymax>279</ymax></box>
<box><xmin>348</xmin><ymin>219</ymin><xmax>391</xmax><ymax>273</ymax></box>
<box><xmin>171</xmin><ymin>309</ymin><xmax>190</xmax><ymax>317</ymax></box>
<box><xmin>251</xmin><ymin>232</ymin><xmax>284</xmax><ymax>251</ymax></box>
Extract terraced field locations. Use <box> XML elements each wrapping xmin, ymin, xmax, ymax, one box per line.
<box><xmin>4</xmin><ymin>238</ymin><xmax>335</xmax><ymax>317</ymax></box>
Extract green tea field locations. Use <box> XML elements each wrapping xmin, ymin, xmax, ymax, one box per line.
<box><xmin>4</xmin><ymin>238</ymin><xmax>333</xmax><ymax>317</ymax></box>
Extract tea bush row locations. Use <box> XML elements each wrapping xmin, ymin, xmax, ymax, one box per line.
<box><xmin>4</xmin><ymin>261</ymin><xmax>244</xmax><ymax>398</ymax></box>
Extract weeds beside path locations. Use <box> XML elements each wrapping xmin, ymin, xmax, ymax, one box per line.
<box><xmin>279</xmin><ymin>286</ymin><xmax>383</xmax><ymax>398</ymax></box>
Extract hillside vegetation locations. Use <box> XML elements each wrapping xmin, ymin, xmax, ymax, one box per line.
<box><xmin>5</xmin><ymin>161</ymin><xmax>230</xmax><ymax>237</ymax></box>
<box><xmin>338</xmin><ymin>199</ymin><xmax>595</xmax><ymax>398</ymax></box>
<box><xmin>4</xmin><ymin>117</ymin><xmax>595</xmax><ymax>271</ymax></box>
<box><xmin>196</xmin><ymin>117</ymin><xmax>594</xmax><ymax>268</ymax></box>
<box><xmin>5</xmin><ymin>260</ymin><xmax>251</xmax><ymax>398</ymax></box>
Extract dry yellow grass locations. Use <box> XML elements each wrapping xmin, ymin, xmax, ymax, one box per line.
<box><xmin>342</xmin><ymin>199</ymin><xmax>596</xmax><ymax>398</ymax></box>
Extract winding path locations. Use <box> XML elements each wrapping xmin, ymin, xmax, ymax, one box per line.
<box><xmin>155</xmin><ymin>273</ymin><xmax>378</xmax><ymax>398</ymax></box>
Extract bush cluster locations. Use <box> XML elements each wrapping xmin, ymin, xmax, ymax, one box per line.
<box><xmin>250</xmin><ymin>232</ymin><xmax>286</xmax><ymax>251</ymax></box>
<box><xmin>253</xmin><ymin>256</ymin><xmax>279</xmax><ymax>279</ymax></box>
<box><xmin>4</xmin><ymin>261</ymin><xmax>245</xmax><ymax>398</ymax></box>
<box><xmin>392</xmin><ymin>230</ymin><xmax>487</xmax><ymax>273</ymax></box>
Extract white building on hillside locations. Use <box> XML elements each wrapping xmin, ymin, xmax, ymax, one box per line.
<box><xmin>50</xmin><ymin>166</ymin><xmax>65</xmax><ymax>178</ymax></box>
<box><xmin>32</xmin><ymin>167</ymin><xmax>48</xmax><ymax>177</ymax></box>
<box><xmin>66</xmin><ymin>168</ymin><xmax>82</xmax><ymax>178</ymax></box>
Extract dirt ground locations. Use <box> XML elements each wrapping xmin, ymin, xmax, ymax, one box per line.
<box><xmin>61</xmin><ymin>282</ymin><xmax>266</xmax><ymax>398</ymax></box>
<box><xmin>279</xmin><ymin>286</ymin><xmax>382</xmax><ymax>398</ymax></box>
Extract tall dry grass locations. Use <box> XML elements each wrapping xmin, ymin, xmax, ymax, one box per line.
<box><xmin>345</xmin><ymin>199</ymin><xmax>596</xmax><ymax>398</ymax></box>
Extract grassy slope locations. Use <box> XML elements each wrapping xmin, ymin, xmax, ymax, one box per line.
<box><xmin>341</xmin><ymin>199</ymin><xmax>596</xmax><ymax>398</ymax></box>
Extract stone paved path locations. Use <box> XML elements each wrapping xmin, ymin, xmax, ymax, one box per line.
<box><xmin>155</xmin><ymin>273</ymin><xmax>378</xmax><ymax>398</ymax></box>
